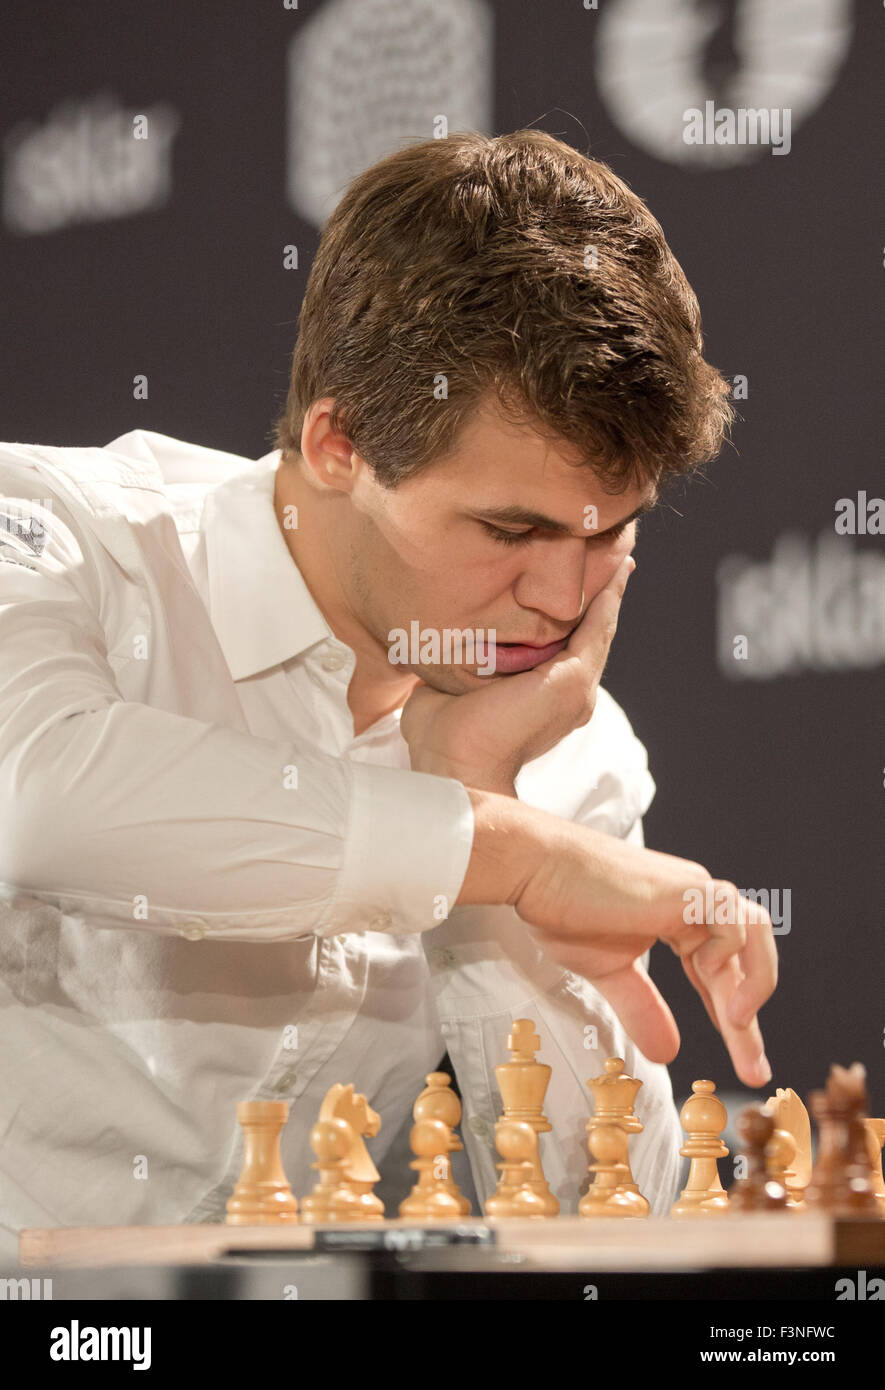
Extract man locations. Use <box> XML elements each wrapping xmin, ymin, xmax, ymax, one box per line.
<box><xmin>0</xmin><ymin>130</ymin><xmax>775</xmax><ymax>1252</ymax></box>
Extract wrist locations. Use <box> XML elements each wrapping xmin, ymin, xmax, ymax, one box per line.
<box><xmin>411</xmin><ymin>753</ymin><xmax>518</xmax><ymax>799</ymax></box>
<box><xmin>456</xmin><ymin>787</ymin><xmax>544</xmax><ymax>907</ymax></box>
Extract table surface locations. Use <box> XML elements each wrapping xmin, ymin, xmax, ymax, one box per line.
<box><xmin>18</xmin><ymin>1213</ymin><xmax>885</xmax><ymax>1272</ymax></box>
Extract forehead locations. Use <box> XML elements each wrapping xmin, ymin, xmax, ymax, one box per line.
<box><xmin>430</xmin><ymin>395</ymin><xmax>653</xmax><ymax>509</ymax></box>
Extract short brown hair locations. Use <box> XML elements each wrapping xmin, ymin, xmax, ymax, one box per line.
<box><xmin>271</xmin><ymin>129</ymin><xmax>734</xmax><ymax>491</ymax></box>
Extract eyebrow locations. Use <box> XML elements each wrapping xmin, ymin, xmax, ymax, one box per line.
<box><xmin>468</xmin><ymin>494</ymin><xmax>659</xmax><ymax>537</ymax></box>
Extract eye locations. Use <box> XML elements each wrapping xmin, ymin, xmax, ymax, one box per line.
<box><xmin>588</xmin><ymin>520</ymin><xmax>629</xmax><ymax>543</ymax></box>
<box><xmin>480</xmin><ymin>522</ymin><xmax>535</xmax><ymax>547</ymax></box>
<box><xmin>479</xmin><ymin>517</ymin><xmax>633</xmax><ymax>547</ymax></box>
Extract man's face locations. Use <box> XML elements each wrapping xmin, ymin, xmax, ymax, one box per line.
<box><xmin>345</xmin><ymin>396</ymin><xmax>656</xmax><ymax>693</ymax></box>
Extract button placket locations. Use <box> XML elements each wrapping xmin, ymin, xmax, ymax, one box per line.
<box><xmin>185</xmin><ymin>937</ymin><xmax>370</xmax><ymax>1224</ymax></box>
<box><xmin>178</xmin><ymin>920</ymin><xmax>208</xmax><ymax>940</ymax></box>
<box><xmin>259</xmin><ymin>935</ymin><xmax>369</xmax><ymax>1099</ymax></box>
<box><xmin>273</xmin><ymin>1064</ymin><xmax>299</xmax><ymax>1094</ymax></box>
<box><xmin>431</xmin><ymin>947</ymin><xmax>457</xmax><ymax>970</ymax></box>
<box><xmin>439</xmin><ymin>1019</ymin><xmax>500</xmax><ymax>1208</ymax></box>
<box><xmin>467</xmin><ymin>1115</ymin><xmax>490</xmax><ymax>1141</ymax></box>
<box><xmin>320</xmin><ymin>646</ymin><xmax>350</xmax><ymax>673</ymax></box>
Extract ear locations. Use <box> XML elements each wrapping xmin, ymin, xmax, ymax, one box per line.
<box><xmin>300</xmin><ymin>397</ymin><xmax>363</xmax><ymax>494</ymax></box>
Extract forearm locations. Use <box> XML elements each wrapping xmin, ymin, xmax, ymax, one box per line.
<box><xmin>1</xmin><ymin>703</ymin><xmax>472</xmax><ymax>940</ymax></box>
<box><xmin>456</xmin><ymin>786</ymin><xmax>566</xmax><ymax>907</ymax></box>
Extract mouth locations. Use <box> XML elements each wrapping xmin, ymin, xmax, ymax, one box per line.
<box><xmin>476</xmin><ymin>634</ymin><xmax>571</xmax><ymax>674</ymax></box>
<box><xmin>497</xmin><ymin>637</ymin><xmax>570</xmax><ymax>648</ymax></box>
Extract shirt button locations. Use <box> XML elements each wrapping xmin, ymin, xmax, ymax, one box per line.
<box><xmin>467</xmin><ymin>1116</ymin><xmax>490</xmax><ymax>1141</ymax></box>
<box><xmin>321</xmin><ymin>648</ymin><xmax>349</xmax><ymax>672</ymax></box>
<box><xmin>370</xmin><ymin>910</ymin><xmax>393</xmax><ymax>930</ymax></box>
<box><xmin>274</xmin><ymin>1067</ymin><xmax>299</xmax><ymax>1092</ymax></box>
<box><xmin>179</xmin><ymin>920</ymin><xmax>207</xmax><ymax>940</ymax></box>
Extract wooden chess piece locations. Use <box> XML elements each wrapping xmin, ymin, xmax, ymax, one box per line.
<box><xmin>225</xmin><ymin>1100</ymin><xmax>299</xmax><ymax>1225</ymax></box>
<box><xmin>832</xmin><ymin>1063</ymin><xmax>879</xmax><ymax>1215</ymax></box>
<box><xmin>830</xmin><ymin>1062</ymin><xmax>878</xmax><ymax>1216</ymax></box>
<box><xmin>763</xmin><ymin>1120</ymin><xmax>804</xmax><ymax>1211</ymax></box>
<box><xmin>494</xmin><ymin>1019</ymin><xmax>559</xmax><ymax>1217</ymax></box>
<box><xmin>805</xmin><ymin>1089</ymin><xmax>854</xmax><ymax>1213</ymax></box>
<box><xmin>764</xmin><ymin>1086</ymin><xmax>812</xmax><ymax>1202</ymax></box>
<box><xmin>411</xmin><ymin>1071</ymin><xmax>470</xmax><ymax>1215</ymax></box>
<box><xmin>484</xmin><ymin>1120</ymin><xmax>550</xmax><ymax>1219</ymax></box>
<box><xmin>300</xmin><ymin>1083</ymin><xmax>384</xmax><ymax>1223</ymax></box>
<box><xmin>863</xmin><ymin>1118</ymin><xmax>885</xmax><ymax>1214</ymax></box>
<box><xmin>579</xmin><ymin>1057</ymin><xmax>649</xmax><ymax>1219</ymax></box>
<box><xmin>398</xmin><ymin>1119</ymin><xmax>464</xmax><ymax>1220</ymax></box>
<box><xmin>805</xmin><ymin>1063</ymin><xmax>878</xmax><ymax>1216</ymax></box>
<box><xmin>671</xmin><ymin>1079</ymin><xmax>730</xmax><ymax>1217</ymax></box>
<box><xmin>728</xmin><ymin>1106</ymin><xmax>788</xmax><ymax>1212</ymax></box>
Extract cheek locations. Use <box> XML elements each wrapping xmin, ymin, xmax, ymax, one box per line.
<box><xmin>614</xmin><ymin>526</ymin><xmax>637</xmax><ymax>560</ymax></box>
<box><xmin>361</xmin><ymin>510</ymin><xmax>448</xmax><ymax>590</ymax></box>
<box><xmin>583</xmin><ymin>526</ymin><xmax>636</xmax><ymax>588</ymax></box>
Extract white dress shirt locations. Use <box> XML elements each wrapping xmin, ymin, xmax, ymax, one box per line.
<box><xmin>0</xmin><ymin>429</ymin><xmax>683</xmax><ymax>1261</ymax></box>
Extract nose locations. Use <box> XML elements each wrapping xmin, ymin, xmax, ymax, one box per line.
<box><xmin>512</xmin><ymin>539</ymin><xmax>588</xmax><ymax>625</ymax></box>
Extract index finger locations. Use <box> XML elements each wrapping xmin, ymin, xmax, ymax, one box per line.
<box><xmin>726</xmin><ymin>895</ymin><xmax>779</xmax><ymax>1028</ymax></box>
<box><xmin>690</xmin><ymin>891</ymin><xmax>777</xmax><ymax>1087</ymax></box>
<box><xmin>707</xmin><ymin>955</ymin><xmax>770</xmax><ymax>1088</ymax></box>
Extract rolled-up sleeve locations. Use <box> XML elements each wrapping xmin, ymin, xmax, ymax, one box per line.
<box><xmin>0</xmin><ymin>473</ymin><xmax>475</xmax><ymax>941</ymax></box>
<box><xmin>318</xmin><ymin>760</ymin><xmax>474</xmax><ymax>936</ymax></box>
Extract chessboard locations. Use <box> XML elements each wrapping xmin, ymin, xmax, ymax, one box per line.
<box><xmin>17</xmin><ymin>1024</ymin><xmax>885</xmax><ymax>1285</ymax></box>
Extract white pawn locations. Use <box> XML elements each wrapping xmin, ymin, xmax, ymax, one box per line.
<box><xmin>399</xmin><ymin>1119</ymin><xmax>464</xmax><ymax>1220</ymax></box>
<box><xmin>485</xmin><ymin>1120</ymin><xmax>549</xmax><ymax>1219</ymax></box>
<box><xmin>671</xmin><ymin>1080</ymin><xmax>729</xmax><ymax>1218</ymax></box>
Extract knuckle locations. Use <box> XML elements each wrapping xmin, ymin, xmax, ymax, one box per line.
<box><xmin>686</xmin><ymin>860</ymin><xmax>711</xmax><ymax>882</ymax></box>
<box><xmin>550</xmin><ymin>656</ymin><xmax>593</xmax><ymax>721</ymax></box>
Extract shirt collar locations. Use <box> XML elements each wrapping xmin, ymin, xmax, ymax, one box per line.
<box><xmin>202</xmin><ymin>451</ymin><xmax>335</xmax><ymax>680</ymax></box>
<box><xmin>103</xmin><ymin>428</ymin><xmax>337</xmax><ymax>680</ymax></box>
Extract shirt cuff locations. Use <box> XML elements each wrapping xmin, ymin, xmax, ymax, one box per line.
<box><xmin>313</xmin><ymin>761</ymin><xmax>476</xmax><ymax>937</ymax></box>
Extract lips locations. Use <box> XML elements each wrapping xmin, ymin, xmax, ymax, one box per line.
<box><xmin>479</xmin><ymin>635</ymin><xmax>570</xmax><ymax>674</ymax></box>
<box><xmin>498</xmin><ymin>638</ymin><xmax>568</xmax><ymax>648</ymax></box>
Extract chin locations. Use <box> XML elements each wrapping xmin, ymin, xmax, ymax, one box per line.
<box><xmin>410</xmin><ymin>666</ymin><xmax>484</xmax><ymax>695</ymax></box>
